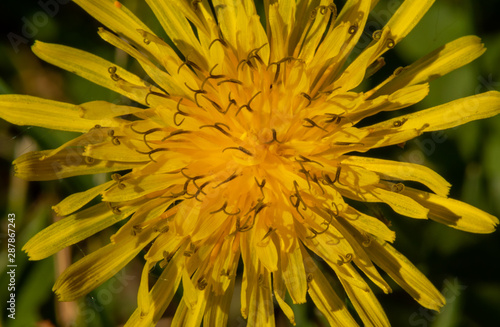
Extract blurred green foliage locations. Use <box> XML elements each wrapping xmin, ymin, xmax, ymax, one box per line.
<box><xmin>1</xmin><ymin>0</ymin><xmax>499</xmax><ymax>326</ymax></box>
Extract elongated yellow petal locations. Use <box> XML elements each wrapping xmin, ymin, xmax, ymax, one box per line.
<box><xmin>213</xmin><ymin>0</ymin><xmax>268</xmax><ymax>60</ymax></box>
<box><xmin>32</xmin><ymin>42</ymin><xmax>152</xmax><ymax>105</ymax></box>
<box><xmin>83</xmin><ymin>140</ymin><xmax>152</xmax><ymax>163</ymax></box>
<box><xmin>385</xmin><ymin>0</ymin><xmax>435</xmax><ymax>43</ymax></box>
<box><xmin>367</xmin><ymin>91</ymin><xmax>500</xmax><ymax>133</ymax></box>
<box><xmin>79</xmin><ymin>101</ymin><xmax>145</xmax><ymax>120</ymax></box>
<box><xmin>366</xmin><ymin>237</ymin><xmax>445</xmax><ymax>311</ymax></box>
<box><xmin>102</xmin><ymin>173</ymin><xmax>185</xmax><ymax>202</ymax></box>
<box><xmin>204</xmin><ymin>260</ymin><xmax>238</xmax><ymax>326</ymax></box>
<box><xmin>137</xmin><ymin>261</ymin><xmax>155</xmax><ymax>316</ymax></box>
<box><xmin>341</xmin><ymin>206</ymin><xmax>396</xmax><ymax>243</ymax></box>
<box><xmin>126</xmin><ymin>245</ymin><xmax>187</xmax><ymax>327</ymax></box>
<box><xmin>342</xmin><ymin>156</ymin><xmax>451</xmax><ymax>196</ymax></box>
<box><xmin>14</xmin><ymin>148</ymin><xmax>141</xmax><ymax>181</ymax></box>
<box><xmin>334</xmin><ymin>28</ymin><xmax>393</xmax><ymax>92</ymax></box>
<box><xmin>97</xmin><ymin>28</ymin><xmax>189</xmax><ymax>97</ymax></box>
<box><xmin>281</xmin><ymin>239</ymin><xmax>307</xmax><ymax>304</ymax></box>
<box><xmin>247</xmin><ymin>269</ymin><xmax>275</xmax><ymax>327</ymax></box>
<box><xmin>73</xmin><ymin>0</ymin><xmax>155</xmax><ymax>54</ymax></box>
<box><xmin>52</xmin><ymin>180</ymin><xmax>114</xmax><ymax>216</ymax></box>
<box><xmin>304</xmin><ymin>250</ymin><xmax>358</xmax><ymax>326</ymax></box>
<box><xmin>23</xmin><ymin>202</ymin><xmax>139</xmax><ymax>260</ymax></box>
<box><xmin>0</xmin><ymin>95</ymin><xmax>95</xmax><ymax>132</ymax></box>
<box><xmin>350</xmin><ymin>127</ymin><xmax>421</xmax><ymax>151</ymax></box>
<box><xmin>338</xmin><ymin>264</ymin><xmax>390</xmax><ymax>326</ymax></box>
<box><xmin>53</xmin><ymin>232</ymin><xmax>155</xmax><ymax>301</ymax></box>
<box><xmin>267</xmin><ymin>1</ymin><xmax>295</xmax><ymax>60</ymax></box>
<box><xmin>373</xmin><ymin>36</ymin><xmax>485</xmax><ymax>96</ymax></box>
<box><xmin>308</xmin><ymin>23</ymin><xmax>349</xmax><ymax>86</ymax></box>
<box><xmin>350</xmin><ymin>84</ymin><xmax>429</xmax><ymax>123</ymax></box>
<box><xmin>403</xmin><ymin>187</ymin><xmax>499</xmax><ymax>233</ymax></box>
<box><xmin>370</xmin><ymin>187</ymin><xmax>429</xmax><ymax>219</ymax></box>
<box><xmin>171</xmin><ymin>283</ymin><xmax>208</xmax><ymax>327</ymax></box>
<box><xmin>296</xmin><ymin>0</ymin><xmax>336</xmax><ymax>63</ymax></box>
<box><xmin>145</xmin><ymin>0</ymin><xmax>207</xmax><ymax>69</ymax></box>
<box><xmin>111</xmin><ymin>198</ymin><xmax>174</xmax><ymax>243</ymax></box>
<box><xmin>272</xmin><ymin>268</ymin><xmax>296</xmax><ymax>325</ymax></box>
<box><xmin>338</xmin><ymin>184</ymin><xmax>429</xmax><ymax>219</ymax></box>
<box><xmin>332</xmin><ymin>215</ymin><xmax>392</xmax><ymax>294</ymax></box>
<box><xmin>254</xmin><ymin>218</ymin><xmax>279</xmax><ymax>272</ymax></box>
<box><xmin>312</xmin><ymin>0</ymin><xmax>371</xmax><ymax>90</ymax></box>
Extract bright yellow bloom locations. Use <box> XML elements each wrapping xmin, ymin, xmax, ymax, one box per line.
<box><xmin>1</xmin><ymin>0</ymin><xmax>499</xmax><ymax>326</ymax></box>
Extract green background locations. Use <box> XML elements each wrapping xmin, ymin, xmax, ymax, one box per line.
<box><xmin>1</xmin><ymin>0</ymin><xmax>499</xmax><ymax>326</ymax></box>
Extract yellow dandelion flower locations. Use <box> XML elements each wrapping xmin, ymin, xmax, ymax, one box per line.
<box><xmin>2</xmin><ymin>0</ymin><xmax>499</xmax><ymax>326</ymax></box>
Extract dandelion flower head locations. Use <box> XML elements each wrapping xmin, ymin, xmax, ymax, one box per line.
<box><xmin>1</xmin><ymin>0</ymin><xmax>500</xmax><ymax>326</ymax></box>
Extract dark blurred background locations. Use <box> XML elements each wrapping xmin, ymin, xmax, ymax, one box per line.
<box><xmin>1</xmin><ymin>0</ymin><xmax>499</xmax><ymax>326</ymax></box>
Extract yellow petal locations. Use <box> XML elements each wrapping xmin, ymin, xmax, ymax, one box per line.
<box><xmin>247</xmin><ymin>269</ymin><xmax>275</xmax><ymax>327</ymax></box>
<box><xmin>313</xmin><ymin>0</ymin><xmax>371</xmax><ymax>91</ymax></box>
<box><xmin>137</xmin><ymin>261</ymin><xmax>155</xmax><ymax>316</ymax></box>
<box><xmin>373</xmin><ymin>35</ymin><xmax>485</xmax><ymax>96</ymax></box>
<box><xmin>32</xmin><ymin>41</ymin><xmax>150</xmax><ymax>105</ymax></box>
<box><xmin>204</xmin><ymin>257</ymin><xmax>238</xmax><ymax>326</ymax></box>
<box><xmin>281</xmin><ymin>239</ymin><xmax>307</xmax><ymax>304</ymax></box>
<box><xmin>303</xmin><ymin>251</ymin><xmax>358</xmax><ymax>327</ymax></box>
<box><xmin>403</xmin><ymin>187</ymin><xmax>499</xmax><ymax>233</ymax></box>
<box><xmin>367</xmin><ymin>91</ymin><xmax>500</xmax><ymax>133</ymax></box>
<box><xmin>296</xmin><ymin>0</ymin><xmax>337</xmax><ymax>63</ymax></box>
<box><xmin>333</xmin><ymin>215</ymin><xmax>392</xmax><ymax>294</ymax></box>
<box><xmin>78</xmin><ymin>101</ymin><xmax>145</xmax><ymax>120</ymax></box>
<box><xmin>144</xmin><ymin>231</ymin><xmax>186</xmax><ymax>262</ymax></box>
<box><xmin>174</xmin><ymin>200</ymin><xmax>203</xmax><ymax>236</ymax></box>
<box><xmin>385</xmin><ymin>0</ymin><xmax>435</xmax><ymax>43</ymax></box>
<box><xmin>342</xmin><ymin>156</ymin><xmax>451</xmax><ymax>196</ymax></box>
<box><xmin>268</xmin><ymin>1</ymin><xmax>295</xmax><ymax>60</ymax></box>
<box><xmin>350</xmin><ymin>84</ymin><xmax>430</xmax><ymax>123</ymax></box>
<box><xmin>145</xmin><ymin>0</ymin><xmax>207</xmax><ymax>69</ymax></box>
<box><xmin>0</xmin><ymin>95</ymin><xmax>95</xmax><ymax>132</ymax></box>
<box><xmin>53</xmin><ymin>233</ymin><xmax>154</xmax><ymax>301</ymax></box>
<box><xmin>213</xmin><ymin>0</ymin><xmax>268</xmax><ymax>60</ymax></box>
<box><xmin>334</xmin><ymin>28</ymin><xmax>392</xmax><ymax>92</ymax></box>
<box><xmin>73</xmin><ymin>0</ymin><xmax>155</xmax><ymax>53</ymax></box>
<box><xmin>341</xmin><ymin>206</ymin><xmax>396</xmax><ymax>243</ymax></box>
<box><xmin>13</xmin><ymin>148</ymin><xmax>141</xmax><ymax>182</ymax></box>
<box><xmin>254</xmin><ymin>217</ymin><xmax>279</xmax><ymax>272</ymax></box>
<box><xmin>358</xmin><ymin>128</ymin><xmax>421</xmax><ymax>151</ymax></box>
<box><xmin>182</xmin><ymin>269</ymin><xmax>199</xmax><ymax>310</ymax></box>
<box><xmin>52</xmin><ymin>180</ymin><xmax>114</xmax><ymax>216</ymax></box>
<box><xmin>240</xmin><ymin>231</ymin><xmax>257</xmax><ymax>320</ymax></box>
<box><xmin>338</xmin><ymin>264</ymin><xmax>390</xmax><ymax>326</ymax></box>
<box><xmin>97</xmin><ymin>28</ymin><xmax>188</xmax><ymax>97</ymax></box>
<box><xmin>83</xmin><ymin>139</ymin><xmax>152</xmax><ymax>163</ymax></box>
<box><xmin>23</xmin><ymin>202</ymin><xmax>139</xmax><ymax>260</ymax></box>
<box><xmin>43</xmin><ymin>126</ymin><xmax>112</xmax><ymax>159</ymax></box>
<box><xmin>126</xmin><ymin>245</ymin><xmax>187</xmax><ymax>327</ymax></box>
<box><xmin>102</xmin><ymin>173</ymin><xmax>185</xmax><ymax>202</ymax></box>
<box><xmin>366</xmin><ymin>237</ymin><xmax>445</xmax><ymax>311</ymax></box>
<box><xmin>171</xmin><ymin>275</ymin><xmax>208</xmax><ymax>327</ymax></box>
<box><xmin>308</xmin><ymin>23</ymin><xmax>349</xmax><ymax>89</ymax></box>
<box><xmin>111</xmin><ymin>198</ymin><xmax>175</xmax><ymax>243</ymax></box>
<box><xmin>272</xmin><ymin>269</ymin><xmax>296</xmax><ymax>326</ymax></box>
<box><xmin>370</xmin><ymin>186</ymin><xmax>429</xmax><ymax>219</ymax></box>
<box><xmin>337</xmin><ymin>183</ymin><xmax>429</xmax><ymax>219</ymax></box>
<box><xmin>331</xmin><ymin>0</ymin><xmax>371</xmax><ymax>63</ymax></box>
